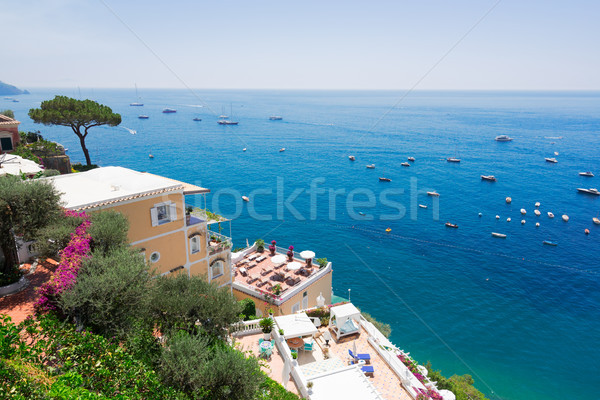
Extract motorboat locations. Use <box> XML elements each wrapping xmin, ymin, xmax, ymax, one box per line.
<box><xmin>495</xmin><ymin>135</ymin><xmax>513</xmax><ymax>142</ymax></box>
<box><xmin>492</xmin><ymin>232</ymin><xmax>507</xmax><ymax>238</ymax></box>
<box><xmin>269</xmin><ymin>116</ymin><xmax>283</xmax><ymax>120</ymax></box>
<box><xmin>481</xmin><ymin>175</ymin><xmax>496</xmax><ymax>182</ymax></box>
<box><xmin>554</xmin><ymin>152</ymin><xmax>559</xmax><ymax>156</ymax></box>
<box><xmin>535</xmin><ymin>202</ymin><xmax>540</xmax><ymax>207</ymax></box>
<box><xmin>447</xmin><ymin>157</ymin><xmax>461</xmax><ymax>163</ymax></box>
<box><xmin>534</xmin><ymin>209</ymin><xmax>541</xmax><ymax>216</ymax></box>
<box><xmin>496</xmin><ymin>215</ymin><xmax>500</xmax><ymax>219</ymax></box>
<box><xmin>162</xmin><ymin>108</ymin><xmax>177</xmax><ymax>113</ymax></box>
<box><xmin>576</xmin><ymin>188</ymin><xmax>600</xmax><ymax>195</ymax></box>
<box><xmin>579</xmin><ymin>172</ymin><xmax>594</xmax><ymax>177</ymax></box>
<box><xmin>543</xmin><ymin>240</ymin><xmax>558</xmax><ymax>246</ymax></box>
<box><xmin>520</xmin><ymin>209</ymin><xmax>526</xmax><ymax>215</ymax></box>
<box><xmin>445</xmin><ymin>222</ymin><xmax>458</xmax><ymax>228</ymax></box>
<box><xmin>594</xmin><ymin>217</ymin><xmax>600</xmax><ymax>225</ymax></box>
<box><xmin>349</xmin><ymin>156</ymin><xmax>355</xmax><ymax>161</ymax></box>
<box><xmin>138</xmin><ymin>115</ymin><xmax>149</xmax><ymax>119</ymax></box>
<box><xmin>548</xmin><ymin>212</ymin><xmax>554</xmax><ymax>218</ymax></box>
<box><xmin>379</xmin><ymin>177</ymin><xmax>392</xmax><ymax>182</ymax></box>
<box><xmin>427</xmin><ymin>191</ymin><xmax>440</xmax><ymax>197</ymax></box>
<box><xmin>562</xmin><ymin>215</ymin><xmax>569</xmax><ymax>222</ymax></box>
<box><xmin>130</xmin><ymin>102</ymin><xmax>143</xmax><ymax>106</ymax></box>
<box><xmin>419</xmin><ymin>204</ymin><xmax>428</xmax><ymax>209</ymax></box>
<box><xmin>401</xmin><ymin>162</ymin><xmax>410</xmax><ymax>167</ymax></box>
<box><xmin>536</xmin><ymin>222</ymin><xmax>540</xmax><ymax>227</ymax></box>
<box><xmin>358</xmin><ymin>212</ymin><xmax>365</xmax><ymax>216</ymax></box>
<box><xmin>408</xmin><ymin>157</ymin><xmax>415</xmax><ymax>162</ymax></box>
<box><xmin>521</xmin><ymin>219</ymin><xmax>526</xmax><ymax>224</ymax></box>
<box><xmin>193</xmin><ymin>117</ymin><xmax>202</xmax><ymax>121</ymax></box>
<box><xmin>506</xmin><ymin>197</ymin><xmax>512</xmax><ymax>204</ymax></box>
<box><xmin>507</xmin><ymin>217</ymin><xmax>511</xmax><ymax>222</ymax></box>
<box><xmin>148</xmin><ymin>154</ymin><xmax>154</xmax><ymax>159</ymax></box>
<box><xmin>585</xmin><ymin>229</ymin><xmax>590</xmax><ymax>235</ymax></box>
<box><xmin>243</xmin><ymin>148</ymin><xmax>247</xmax><ymax>151</ymax></box>
<box><xmin>366</xmin><ymin>164</ymin><xmax>375</xmax><ymax>169</ymax></box>
<box><xmin>279</xmin><ymin>148</ymin><xmax>286</xmax><ymax>152</ymax></box>
<box><xmin>242</xmin><ymin>196</ymin><xmax>249</xmax><ymax>202</ymax></box>
<box><xmin>545</xmin><ymin>157</ymin><xmax>558</xmax><ymax>163</ymax></box>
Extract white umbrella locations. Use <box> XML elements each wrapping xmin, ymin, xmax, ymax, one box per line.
<box><xmin>271</xmin><ymin>254</ymin><xmax>286</xmax><ymax>264</ymax></box>
<box><xmin>0</xmin><ymin>154</ymin><xmax>42</xmax><ymax>176</ymax></box>
<box><xmin>286</xmin><ymin>261</ymin><xmax>302</xmax><ymax>271</ymax></box>
<box><xmin>439</xmin><ymin>389</ymin><xmax>456</xmax><ymax>400</ymax></box>
<box><xmin>299</xmin><ymin>250</ymin><xmax>315</xmax><ymax>260</ymax></box>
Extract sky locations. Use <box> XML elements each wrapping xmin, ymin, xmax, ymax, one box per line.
<box><xmin>3</xmin><ymin>0</ymin><xmax>600</xmax><ymax>90</ymax></box>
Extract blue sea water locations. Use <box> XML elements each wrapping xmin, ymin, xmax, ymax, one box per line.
<box><xmin>7</xmin><ymin>89</ymin><xmax>600</xmax><ymax>400</ymax></box>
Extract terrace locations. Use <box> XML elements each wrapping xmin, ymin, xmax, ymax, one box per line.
<box><xmin>231</xmin><ymin>246</ymin><xmax>332</xmax><ymax>303</ymax></box>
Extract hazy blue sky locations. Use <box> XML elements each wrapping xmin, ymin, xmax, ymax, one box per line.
<box><xmin>4</xmin><ymin>0</ymin><xmax>600</xmax><ymax>90</ymax></box>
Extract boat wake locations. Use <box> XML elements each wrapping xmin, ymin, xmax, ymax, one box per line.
<box><xmin>122</xmin><ymin>126</ymin><xmax>137</xmax><ymax>135</ymax></box>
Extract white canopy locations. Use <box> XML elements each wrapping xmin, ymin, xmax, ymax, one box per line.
<box><xmin>271</xmin><ymin>254</ymin><xmax>286</xmax><ymax>264</ymax></box>
<box><xmin>274</xmin><ymin>312</ymin><xmax>318</xmax><ymax>339</ymax></box>
<box><xmin>308</xmin><ymin>366</ymin><xmax>384</xmax><ymax>400</ymax></box>
<box><xmin>0</xmin><ymin>154</ymin><xmax>43</xmax><ymax>176</ymax></box>
<box><xmin>299</xmin><ymin>250</ymin><xmax>315</xmax><ymax>259</ymax></box>
<box><xmin>439</xmin><ymin>389</ymin><xmax>456</xmax><ymax>400</ymax></box>
<box><xmin>330</xmin><ymin>303</ymin><xmax>360</xmax><ymax>325</ymax></box>
<box><xmin>286</xmin><ymin>261</ymin><xmax>302</xmax><ymax>271</ymax></box>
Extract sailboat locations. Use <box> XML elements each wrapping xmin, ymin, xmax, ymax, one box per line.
<box><xmin>130</xmin><ymin>84</ymin><xmax>144</xmax><ymax>106</ymax></box>
<box><xmin>218</xmin><ymin>104</ymin><xmax>238</xmax><ymax>125</ymax></box>
<box><xmin>447</xmin><ymin>144</ymin><xmax>461</xmax><ymax>162</ymax></box>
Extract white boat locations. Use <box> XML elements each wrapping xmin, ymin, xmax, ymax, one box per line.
<box><xmin>427</xmin><ymin>191</ymin><xmax>440</xmax><ymax>197</ymax></box>
<box><xmin>536</xmin><ymin>222</ymin><xmax>540</xmax><ymax>227</ymax></box>
<box><xmin>576</xmin><ymin>188</ymin><xmax>600</xmax><ymax>195</ymax></box>
<box><xmin>506</xmin><ymin>197</ymin><xmax>512</xmax><ymax>204</ymax></box>
<box><xmin>408</xmin><ymin>157</ymin><xmax>415</xmax><ymax>162</ymax></box>
<box><xmin>520</xmin><ymin>209</ymin><xmax>526</xmax><ymax>215</ymax></box>
<box><xmin>349</xmin><ymin>156</ymin><xmax>355</xmax><ymax>161</ymax></box>
<box><xmin>138</xmin><ymin>115</ymin><xmax>149</xmax><ymax>119</ymax></box>
<box><xmin>554</xmin><ymin>152</ymin><xmax>559</xmax><ymax>156</ymax></box>
<box><xmin>279</xmin><ymin>148</ymin><xmax>286</xmax><ymax>152</ymax></box>
<box><xmin>534</xmin><ymin>209</ymin><xmax>541</xmax><ymax>216</ymax></box>
<box><xmin>366</xmin><ymin>164</ymin><xmax>375</xmax><ymax>169</ymax></box>
<box><xmin>148</xmin><ymin>154</ymin><xmax>154</xmax><ymax>159</ymax></box>
<box><xmin>130</xmin><ymin>102</ymin><xmax>144</xmax><ymax>107</ymax></box>
<box><xmin>593</xmin><ymin>217</ymin><xmax>600</xmax><ymax>225</ymax></box>
<box><xmin>521</xmin><ymin>219</ymin><xmax>526</xmax><ymax>224</ymax></box>
<box><xmin>162</xmin><ymin>108</ymin><xmax>177</xmax><ymax>113</ymax></box>
<box><xmin>379</xmin><ymin>177</ymin><xmax>391</xmax><ymax>182</ymax></box>
<box><xmin>545</xmin><ymin>157</ymin><xmax>558</xmax><ymax>163</ymax></box>
<box><xmin>535</xmin><ymin>202</ymin><xmax>540</xmax><ymax>207</ymax></box>
<box><xmin>419</xmin><ymin>204</ymin><xmax>428</xmax><ymax>209</ymax></box>
<box><xmin>507</xmin><ymin>217</ymin><xmax>511</xmax><ymax>222</ymax></box>
<box><xmin>243</xmin><ymin>148</ymin><xmax>247</xmax><ymax>152</ymax></box>
<box><xmin>269</xmin><ymin>116</ymin><xmax>283</xmax><ymax>120</ymax></box>
<box><xmin>548</xmin><ymin>212</ymin><xmax>554</xmax><ymax>218</ymax></box>
<box><xmin>401</xmin><ymin>162</ymin><xmax>410</xmax><ymax>167</ymax></box>
<box><xmin>481</xmin><ymin>175</ymin><xmax>496</xmax><ymax>182</ymax></box>
<box><xmin>242</xmin><ymin>196</ymin><xmax>249</xmax><ymax>202</ymax></box>
<box><xmin>492</xmin><ymin>232</ymin><xmax>507</xmax><ymax>238</ymax></box>
<box><xmin>130</xmin><ymin>83</ymin><xmax>144</xmax><ymax>106</ymax></box>
<box><xmin>447</xmin><ymin>157</ymin><xmax>461</xmax><ymax>163</ymax></box>
<box><xmin>218</xmin><ymin>119</ymin><xmax>238</xmax><ymax>125</ymax></box>
<box><xmin>579</xmin><ymin>172</ymin><xmax>594</xmax><ymax>177</ymax></box>
<box><xmin>496</xmin><ymin>215</ymin><xmax>500</xmax><ymax>219</ymax></box>
<box><xmin>562</xmin><ymin>214</ymin><xmax>569</xmax><ymax>222</ymax></box>
<box><xmin>495</xmin><ymin>135</ymin><xmax>513</xmax><ymax>142</ymax></box>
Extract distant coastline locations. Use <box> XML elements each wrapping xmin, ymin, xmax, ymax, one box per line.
<box><xmin>0</xmin><ymin>80</ymin><xmax>29</xmax><ymax>95</ymax></box>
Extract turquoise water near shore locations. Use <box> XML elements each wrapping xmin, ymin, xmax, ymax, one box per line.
<box><xmin>8</xmin><ymin>89</ymin><xmax>600</xmax><ymax>400</ymax></box>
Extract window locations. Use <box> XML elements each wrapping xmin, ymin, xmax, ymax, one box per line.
<box><xmin>190</xmin><ymin>236</ymin><xmax>200</xmax><ymax>254</ymax></box>
<box><xmin>291</xmin><ymin>302</ymin><xmax>300</xmax><ymax>314</ymax></box>
<box><xmin>150</xmin><ymin>202</ymin><xmax>177</xmax><ymax>227</ymax></box>
<box><xmin>210</xmin><ymin>260</ymin><xmax>224</xmax><ymax>280</ymax></box>
<box><xmin>302</xmin><ymin>291</ymin><xmax>308</xmax><ymax>310</ymax></box>
<box><xmin>0</xmin><ymin>137</ymin><xmax>13</xmax><ymax>151</ymax></box>
<box><xmin>149</xmin><ymin>251</ymin><xmax>160</xmax><ymax>263</ymax></box>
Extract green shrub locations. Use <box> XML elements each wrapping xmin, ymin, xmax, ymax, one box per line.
<box><xmin>315</xmin><ymin>258</ymin><xmax>328</xmax><ymax>267</ymax></box>
<box><xmin>425</xmin><ymin>362</ymin><xmax>489</xmax><ymax>400</ymax></box>
<box><xmin>72</xmin><ymin>163</ymin><xmax>99</xmax><ymax>172</ymax></box>
<box><xmin>239</xmin><ymin>298</ymin><xmax>256</xmax><ymax>320</ymax></box>
<box><xmin>257</xmin><ymin>377</ymin><xmax>302</xmax><ymax>400</ymax></box>
<box><xmin>87</xmin><ymin>210</ymin><xmax>129</xmax><ymax>255</ymax></box>
<box><xmin>34</xmin><ymin>213</ymin><xmax>84</xmax><ymax>259</ymax></box>
<box><xmin>361</xmin><ymin>312</ymin><xmax>392</xmax><ymax>338</ymax></box>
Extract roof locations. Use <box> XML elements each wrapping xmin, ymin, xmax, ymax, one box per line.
<box><xmin>274</xmin><ymin>312</ymin><xmax>318</xmax><ymax>339</ymax></box>
<box><xmin>142</xmin><ymin>172</ymin><xmax>209</xmax><ymax>195</ymax></box>
<box><xmin>330</xmin><ymin>303</ymin><xmax>361</xmax><ymax>319</ymax></box>
<box><xmin>46</xmin><ymin>166</ymin><xmax>207</xmax><ymax>210</ymax></box>
<box><xmin>308</xmin><ymin>366</ymin><xmax>384</xmax><ymax>400</ymax></box>
<box><xmin>0</xmin><ymin>114</ymin><xmax>20</xmax><ymax>126</ymax></box>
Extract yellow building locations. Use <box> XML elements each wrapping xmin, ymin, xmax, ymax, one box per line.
<box><xmin>47</xmin><ymin>166</ymin><xmax>233</xmax><ymax>288</ymax></box>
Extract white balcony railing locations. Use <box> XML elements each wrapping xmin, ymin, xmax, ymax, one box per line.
<box><xmin>231</xmin><ymin>319</ymin><xmax>262</xmax><ymax>337</ymax></box>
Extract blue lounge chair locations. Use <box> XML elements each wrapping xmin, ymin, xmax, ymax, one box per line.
<box><xmin>361</xmin><ymin>365</ymin><xmax>374</xmax><ymax>377</ymax></box>
<box><xmin>349</xmin><ymin>349</ymin><xmax>371</xmax><ymax>364</ymax></box>
<box><xmin>304</xmin><ymin>340</ymin><xmax>314</xmax><ymax>352</ymax></box>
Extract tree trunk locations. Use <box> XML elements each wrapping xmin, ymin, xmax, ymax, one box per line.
<box><xmin>79</xmin><ymin>135</ymin><xmax>92</xmax><ymax>166</ymax></box>
<box><xmin>0</xmin><ymin>236</ymin><xmax>18</xmax><ymax>275</ymax></box>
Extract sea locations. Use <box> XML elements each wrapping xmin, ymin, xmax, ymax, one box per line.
<box><xmin>6</xmin><ymin>89</ymin><xmax>600</xmax><ymax>400</ymax></box>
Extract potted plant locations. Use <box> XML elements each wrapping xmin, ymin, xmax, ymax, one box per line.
<box><xmin>259</xmin><ymin>317</ymin><xmax>273</xmax><ymax>340</ymax></box>
<box><xmin>255</xmin><ymin>239</ymin><xmax>265</xmax><ymax>253</ymax></box>
<box><xmin>267</xmin><ymin>308</ymin><xmax>274</xmax><ymax>318</ymax></box>
<box><xmin>272</xmin><ymin>284</ymin><xmax>282</xmax><ymax>296</ymax></box>
<box><xmin>307</xmin><ymin>381</ymin><xmax>314</xmax><ymax>393</ymax></box>
<box><xmin>269</xmin><ymin>240</ymin><xmax>277</xmax><ymax>255</ymax></box>
<box><xmin>287</xmin><ymin>245</ymin><xmax>294</xmax><ymax>261</ymax></box>
<box><xmin>278</xmin><ymin>328</ymin><xmax>284</xmax><ymax>336</ymax></box>
<box><xmin>185</xmin><ymin>205</ymin><xmax>193</xmax><ymax>224</ymax></box>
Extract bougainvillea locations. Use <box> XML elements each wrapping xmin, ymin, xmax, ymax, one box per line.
<box><xmin>399</xmin><ymin>354</ymin><xmax>444</xmax><ymax>400</ymax></box>
<box><xmin>36</xmin><ymin>210</ymin><xmax>91</xmax><ymax>312</ymax></box>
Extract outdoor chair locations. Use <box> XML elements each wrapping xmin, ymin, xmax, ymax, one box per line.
<box><xmin>303</xmin><ymin>339</ymin><xmax>314</xmax><ymax>352</ymax></box>
<box><xmin>239</xmin><ymin>267</ymin><xmax>248</xmax><ymax>277</ymax></box>
<box><xmin>361</xmin><ymin>365</ymin><xmax>375</xmax><ymax>377</ymax></box>
<box><xmin>349</xmin><ymin>350</ymin><xmax>371</xmax><ymax>364</ymax></box>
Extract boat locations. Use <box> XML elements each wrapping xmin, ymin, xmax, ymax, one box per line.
<box><xmin>545</xmin><ymin>157</ymin><xmax>558</xmax><ymax>163</ymax></box>
<box><xmin>138</xmin><ymin>115</ymin><xmax>149</xmax><ymax>119</ymax></box>
<box><xmin>408</xmin><ymin>157</ymin><xmax>415</xmax><ymax>162</ymax></box>
<box><xmin>535</xmin><ymin>202</ymin><xmax>540</xmax><ymax>207</ymax></box>
<box><xmin>495</xmin><ymin>135</ymin><xmax>513</xmax><ymax>142</ymax></box>
<box><xmin>427</xmin><ymin>191</ymin><xmax>440</xmax><ymax>197</ymax></box>
<box><xmin>445</xmin><ymin>222</ymin><xmax>458</xmax><ymax>228</ymax></box>
<box><xmin>548</xmin><ymin>212</ymin><xmax>554</xmax><ymax>218</ymax></box>
<box><xmin>521</xmin><ymin>219</ymin><xmax>526</xmax><ymax>224</ymax></box>
<box><xmin>534</xmin><ymin>209</ymin><xmax>541</xmax><ymax>216</ymax></box>
<box><xmin>491</xmin><ymin>232</ymin><xmax>507</xmax><ymax>238</ymax></box>
<box><xmin>242</xmin><ymin>196</ymin><xmax>249</xmax><ymax>202</ymax></box>
<box><xmin>585</xmin><ymin>229</ymin><xmax>590</xmax><ymax>235</ymax></box>
<box><xmin>358</xmin><ymin>212</ymin><xmax>366</xmax><ymax>216</ymax></box>
<box><xmin>349</xmin><ymin>156</ymin><xmax>355</xmax><ymax>161</ymax></box>
<box><xmin>279</xmin><ymin>148</ymin><xmax>286</xmax><ymax>152</ymax></box>
<box><xmin>401</xmin><ymin>162</ymin><xmax>410</xmax><ymax>167</ymax></box>
<box><xmin>447</xmin><ymin>157</ymin><xmax>461</xmax><ymax>163</ymax></box>
<box><xmin>269</xmin><ymin>116</ymin><xmax>283</xmax><ymax>120</ymax></box>
<box><xmin>366</xmin><ymin>164</ymin><xmax>375</xmax><ymax>169</ymax></box>
<box><xmin>579</xmin><ymin>172</ymin><xmax>594</xmax><ymax>177</ymax></box>
<box><xmin>576</xmin><ymin>188</ymin><xmax>600</xmax><ymax>195</ymax></box>
<box><xmin>481</xmin><ymin>175</ymin><xmax>496</xmax><ymax>182</ymax></box>
<box><xmin>562</xmin><ymin>215</ymin><xmax>569</xmax><ymax>222</ymax></box>
<box><xmin>148</xmin><ymin>154</ymin><xmax>154</xmax><ymax>159</ymax></box>
<box><xmin>130</xmin><ymin>83</ymin><xmax>144</xmax><ymax>106</ymax></box>
<box><xmin>496</xmin><ymin>215</ymin><xmax>500</xmax><ymax>219</ymax></box>
<box><xmin>536</xmin><ymin>222</ymin><xmax>540</xmax><ymax>227</ymax></box>
<box><xmin>219</xmin><ymin>115</ymin><xmax>229</xmax><ymax>119</ymax></box>
<box><xmin>419</xmin><ymin>204</ymin><xmax>428</xmax><ymax>209</ymax></box>
<box><xmin>162</xmin><ymin>108</ymin><xmax>177</xmax><ymax>113</ymax></box>
<box><xmin>506</xmin><ymin>197</ymin><xmax>512</xmax><ymax>204</ymax></box>
<box><xmin>554</xmin><ymin>152</ymin><xmax>559</xmax><ymax>156</ymax></box>
<box><xmin>385</xmin><ymin>228</ymin><xmax>392</xmax><ymax>233</ymax></box>
<box><xmin>12</xmin><ymin>99</ymin><xmax>19</xmax><ymax>103</ymax></box>
<box><xmin>218</xmin><ymin>119</ymin><xmax>238</xmax><ymax>125</ymax></box>
<box><xmin>507</xmin><ymin>217</ymin><xmax>511</xmax><ymax>222</ymax></box>
<box><xmin>520</xmin><ymin>209</ymin><xmax>526</xmax><ymax>215</ymax></box>
<box><xmin>543</xmin><ymin>240</ymin><xmax>558</xmax><ymax>246</ymax></box>
<box><xmin>594</xmin><ymin>217</ymin><xmax>600</xmax><ymax>225</ymax></box>
<box><xmin>243</xmin><ymin>148</ymin><xmax>247</xmax><ymax>152</ymax></box>
<box><xmin>379</xmin><ymin>177</ymin><xmax>392</xmax><ymax>182</ymax></box>
<box><xmin>193</xmin><ymin>117</ymin><xmax>202</xmax><ymax>121</ymax></box>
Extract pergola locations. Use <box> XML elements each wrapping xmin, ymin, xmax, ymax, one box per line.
<box><xmin>274</xmin><ymin>312</ymin><xmax>318</xmax><ymax>339</ymax></box>
<box><xmin>329</xmin><ymin>303</ymin><xmax>361</xmax><ymax>340</ymax></box>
